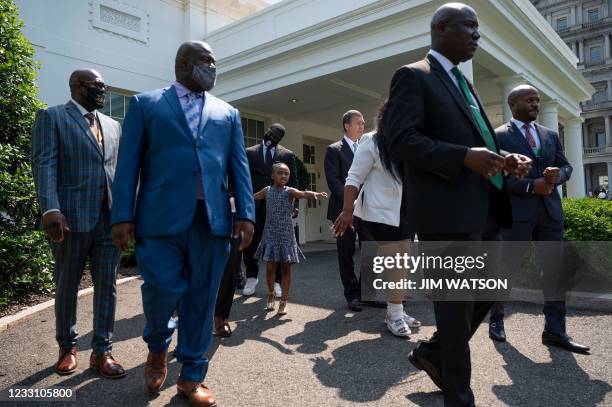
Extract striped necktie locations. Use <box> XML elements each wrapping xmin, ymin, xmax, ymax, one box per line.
<box><xmin>184</xmin><ymin>92</ymin><xmax>203</xmax><ymax>138</ymax></box>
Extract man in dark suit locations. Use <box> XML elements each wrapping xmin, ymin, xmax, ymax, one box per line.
<box><xmin>383</xmin><ymin>4</ymin><xmax>531</xmax><ymax>406</ymax></box>
<box><xmin>31</xmin><ymin>69</ymin><xmax>126</xmax><ymax>378</ymax></box>
<box><xmin>490</xmin><ymin>84</ymin><xmax>589</xmax><ymax>354</ymax></box>
<box><xmin>324</xmin><ymin>110</ymin><xmax>364</xmax><ymax>312</ymax></box>
<box><xmin>242</xmin><ymin>123</ymin><xmax>298</xmax><ymax>296</ymax></box>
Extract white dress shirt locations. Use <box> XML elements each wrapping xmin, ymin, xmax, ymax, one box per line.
<box><xmin>343</xmin><ymin>135</ymin><xmax>359</xmax><ymax>153</ymax></box>
<box><xmin>262</xmin><ymin>141</ymin><xmax>276</xmax><ymax>161</ymax></box>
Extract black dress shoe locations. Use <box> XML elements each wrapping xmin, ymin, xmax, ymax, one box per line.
<box><xmin>408</xmin><ymin>344</ymin><xmax>443</xmax><ymax>391</ymax></box>
<box><xmin>347</xmin><ymin>299</ymin><xmax>362</xmax><ymax>312</ymax></box>
<box><xmin>489</xmin><ymin>321</ymin><xmax>506</xmax><ymax>342</ymax></box>
<box><xmin>542</xmin><ymin>331</ymin><xmax>590</xmax><ymax>354</ymax></box>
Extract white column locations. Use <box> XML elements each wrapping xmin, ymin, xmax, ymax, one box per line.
<box><xmin>608</xmin><ymin>162</ymin><xmax>612</xmax><ymax>195</ymax></box>
<box><xmin>571</xmin><ymin>41</ymin><xmax>577</xmax><ymax>56</ymax></box>
<box><xmin>578</xmin><ymin>40</ymin><xmax>585</xmax><ymax>63</ymax></box>
<box><xmin>605</xmin><ymin>33</ymin><xmax>611</xmax><ymax>60</ymax></box>
<box><xmin>605</xmin><ymin>114</ymin><xmax>611</xmax><ymax>146</ymax></box>
<box><xmin>539</xmin><ymin>100</ymin><xmax>560</xmax><ymax>132</ymax></box>
<box><xmin>570</xmin><ymin>7</ymin><xmax>576</xmax><ymax>25</ymax></box>
<box><xmin>564</xmin><ymin>117</ymin><xmax>586</xmax><ymax>197</ymax></box>
<box><xmin>459</xmin><ymin>60</ymin><xmax>473</xmax><ymax>83</ymax></box>
<box><xmin>184</xmin><ymin>0</ymin><xmax>206</xmax><ymax>40</ymax></box>
<box><xmin>495</xmin><ymin>75</ymin><xmax>526</xmax><ymax>123</ymax></box>
<box><xmin>577</xmin><ymin>5</ymin><xmax>583</xmax><ymax>24</ymax></box>
<box><xmin>608</xmin><ymin>80</ymin><xmax>612</xmax><ymax>100</ymax></box>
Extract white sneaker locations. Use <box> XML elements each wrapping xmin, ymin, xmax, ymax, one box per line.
<box><xmin>242</xmin><ymin>278</ymin><xmax>258</xmax><ymax>296</ymax></box>
<box><xmin>274</xmin><ymin>283</ymin><xmax>282</xmax><ymax>298</ymax></box>
<box><xmin>403</xmin><ymin>313</ymin><xmax>422</xmax><ymax>328</ymax></box>
<box><xmin>385</xmin><ymin>314</ymin><xmax>411</xmax><ymax>337</ymax></box>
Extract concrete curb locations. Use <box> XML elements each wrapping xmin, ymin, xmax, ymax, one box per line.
<box><xmin>0</xmin><ymin>276</ymin><xmax>140</xmax><ymax>333</ymax></box>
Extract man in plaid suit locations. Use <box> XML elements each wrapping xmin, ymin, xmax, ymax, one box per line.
<box><xmin>31</xmin><ymin>69</ymin><xmax>126</xmax><ymax>378</ymax></box>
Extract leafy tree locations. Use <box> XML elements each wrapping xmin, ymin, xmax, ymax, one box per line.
<box><xmin>0</xmin><ymin>0</ymin><xmax>53</xmax><ymax>306</ymax></box>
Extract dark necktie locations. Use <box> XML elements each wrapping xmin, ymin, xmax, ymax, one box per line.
<box><xmin>450</xmin><ymin>67</ymin><xmax>502</xmax><ymax>190</ymax></box>
<box><xmin>265</xmin><ymin>147</ymin><xmax>273</xmax><ymax>175</ymax></box>
<box><xmin>522</xmin><ymin>124</ymin><xmax>541</xmax><ymax>157</ymax></box>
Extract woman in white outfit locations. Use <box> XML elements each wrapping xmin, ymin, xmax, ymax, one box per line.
<box><xmin>333</xmin><ymin>100</ymin><xmax>421</xmax><ymax>337</ymax></box>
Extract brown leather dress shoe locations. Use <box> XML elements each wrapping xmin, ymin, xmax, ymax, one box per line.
<box><xmin>55</xmin><ymin>346</ymin><xmax>78</xmax><ymax>375</ymax></box>
<box><xmin>145</xmin><ymin>351</ymin><xmax>168</xmax><ymax>393</ymax></box>
<box><xmin>89</xmin><ymin>352</ymin><xmax>127</xmax><ymax>379</ymax></box>
<box><xmin>176</xmin><ymin>380</ymin><xmax>217</xmax><ymax>407</ymax></box>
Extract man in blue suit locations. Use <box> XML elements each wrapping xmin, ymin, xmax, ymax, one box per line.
<box><xmin>492</xmin><ymin>84</ymin><xmax>589</xmax><ymax>354</ymax></box>
<box><xmin>111</xmin><ymin>41</ymin><xmax>255</xmax><ymax>406</ymax></box>
<box><xmin>32</xmin><ymin>69</ymin><xmax>126</xmax><ymax>378</ymax></box>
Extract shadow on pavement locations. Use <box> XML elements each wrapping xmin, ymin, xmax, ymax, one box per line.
<box><xmin>491</xmin><ymin>342</ymin><xmax>611</xmax><ymax>407</ymax></box>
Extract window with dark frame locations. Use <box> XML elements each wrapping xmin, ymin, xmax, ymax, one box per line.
<box><xmin>241</xmin><ymin>117</ymin><xmax>265</xmax><ymax>147</ymax></box>
<box><xmin>556</xmin><ymin>16</ymin><xmax>567</xmax><ymax>30</ymax></box>
<box><xmin>99</xmin><ymin>88</ymin><xmax>135</xmax><ymax>125</ymax></box>
<box><xmin>587</xmin><ymin>8</ymin><xmax>600</xmax><ymax>23</ymax></box>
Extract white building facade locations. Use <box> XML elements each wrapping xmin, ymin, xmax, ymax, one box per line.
<box><xmin>17</xmin><ymin>0</ymin><xmax>594</xmax><ymax>243</ymax></box>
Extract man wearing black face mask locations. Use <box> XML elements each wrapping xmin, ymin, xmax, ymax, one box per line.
<box><xmin>111</xmin><ymin>41</ymin><xmax>254</xmax><ymax>407</ymax></box>
<box><xmin>31</xmin><ymin>69</ymin><xmax>125</xmax><ymax>378</ymax></box>
<box><xmin>243</xmin><ymin>123</ymin><xmax>298</xmax><ymax>297</ymax></box>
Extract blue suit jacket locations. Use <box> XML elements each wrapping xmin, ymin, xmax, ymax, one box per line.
<box><xmin>495</xmin><ymin>121</ymin><xmax>572</xmax><ymax>222</ymax></box>
<box><xmin>31</xmin><ymin>101</ymin><xmax>121</xmax><ymax>232</ymax></box>
<box><xmin>111</xmin><ymin>86</ymin><xmax>255</xmax><ymax>237</ymax></box>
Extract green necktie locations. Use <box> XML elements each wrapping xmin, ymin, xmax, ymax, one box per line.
<box><xmin>450</xmin><ymin>67</ymin><xmax>503</xmax><ymax>190</ymax></box>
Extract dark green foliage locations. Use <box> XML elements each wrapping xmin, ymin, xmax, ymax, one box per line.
<box><xmin>563</xmin><ymin>198</ymin><xmax>612</xmax><ymax>241</ymax></box>
<box><xmin>0</xmin><ymin>0</ymin><xmax>53</xmax><ymax>306</ymax></box>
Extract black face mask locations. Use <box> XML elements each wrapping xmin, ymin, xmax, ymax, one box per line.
<box><xmin>192</xmin><ymin>64</ymin><xmax>216</xmax><ymax>91</ymax></box>
<box><xmin>264</xmin><ymin>130</ymin><xmax>283</xmax><ymax>148</ymax></box>
<box><xmin>84</xmin><ymin>86</ymin><xmax>106</xmax><ymax>109</ymax></box>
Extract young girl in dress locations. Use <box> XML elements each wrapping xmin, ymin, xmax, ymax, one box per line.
<box><xmin>254</xmin><ymin>162</ymin><xmax>327</xmax><ymax>315</ymax></box>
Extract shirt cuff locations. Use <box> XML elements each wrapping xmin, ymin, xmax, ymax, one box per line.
<box><xmin>42</xmin><ymin>209</ymin><xmax>61</xmax><ymax>216</ymax></box>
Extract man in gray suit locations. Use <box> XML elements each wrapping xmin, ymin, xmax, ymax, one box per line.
<box><xmin>491</xmin><ymin>84</ymin><xmax>589</xmax><ymax>354</ymax></box>
<box><xmin>31</xmin><ymin>69</ymin><xmax>126</xmax><ymax>378</ymax></box>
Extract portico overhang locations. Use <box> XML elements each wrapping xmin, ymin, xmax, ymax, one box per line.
<box><xmin>205</xmin><ymin>0</ymin><xmax>595</xmax><ymax>201</ymax></box>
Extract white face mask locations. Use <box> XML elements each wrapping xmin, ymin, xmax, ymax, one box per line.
<box><xmin>192</xmin><ymin>64</ymin><xmax>216</xmax><ymax>91</ymax></box>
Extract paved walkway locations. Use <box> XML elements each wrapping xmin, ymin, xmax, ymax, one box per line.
<box><xmin>0</xmin><ymin>249</ymin><xmax>610</xmax><ymax>406</ymax></box>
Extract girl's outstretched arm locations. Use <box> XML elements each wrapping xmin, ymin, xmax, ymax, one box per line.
<box><xmin>254</xmin><ymin>186</ymin><xmax>269</xmax><ymax>201</ymax></box>
<box><xmin>288</xmin><ymin>188</ymin><xmax>328</xmax><ymax>201</ymax></box>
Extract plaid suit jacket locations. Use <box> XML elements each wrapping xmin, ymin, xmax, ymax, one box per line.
<box><xmin>31</xmin><ymin>101</ymin><xmax>121</xmax><ymax>232</ymax></box>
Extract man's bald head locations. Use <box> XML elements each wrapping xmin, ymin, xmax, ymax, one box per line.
<box><xmin>174</xmin><ymin>41</ymin><xmax>216</xmax><ymax>92</ymax></box>
<box><xmin>430</xmin><ymin>2</ymin><xmax>480</xmax><ymax>65</ymax></box>
<box><xmin>508</xmin><ymin>85</ymin><xmax>538</xmax><ymax>105</ymax></box>
<box><xmin>69</xmin><ymin>69</ymin><xmax>103</xmax><ymax>92</ymax></box>
<box><xmin>507</xmin><ymin>85</ymin><xmax>540</xmax><ymax>123</ymax></box>
<box><xmin>431</xmin><ymin>2</ymin><xmax>476</xmax><ymax>30</ymax></box>
<box><xmin>69</xmin><ymin>69</ymin><xmax>106</xmax><ymax>111</ymax></box>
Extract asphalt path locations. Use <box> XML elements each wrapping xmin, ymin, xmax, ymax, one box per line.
<box><xmin>0</xmin><ymin>249</ymin><xmax>610</xmax><ymax>406</ymax></box>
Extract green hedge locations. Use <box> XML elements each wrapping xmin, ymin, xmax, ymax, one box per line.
<box><xmin>562</xmin><ymin>198</ymin><xmax>612</xmax><ymax>241</ymax></box>
<box><xmin>0</xmin><ymin>0</ymin><xmax>53</xmax><ymax>306</ymax></box>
